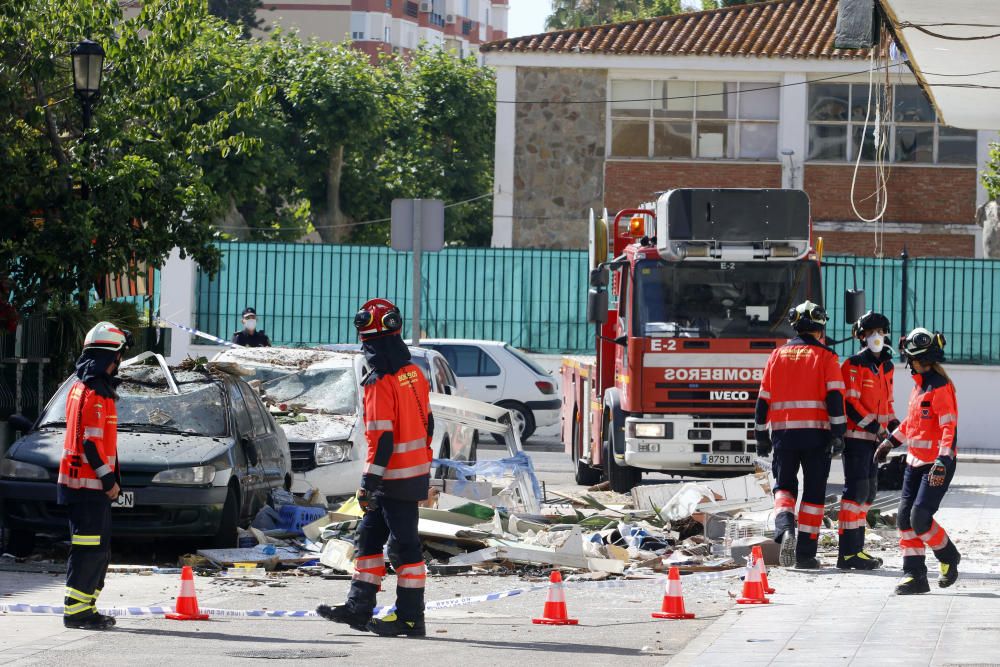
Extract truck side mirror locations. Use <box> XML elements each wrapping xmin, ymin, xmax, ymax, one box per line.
<box><xmin>586</xmin><ymin>288</ymin><xmax>609</xmax><ymax>325</ymax></box>
<box><xmin>589</xmin><ymin>266</ymin><xmax>609</xmax><ymax>288</ymax></box>
<box><xmin>845</xmin><ymin>289</ymin><xmax>866</xmax><ymax>324</ymax></box>
<box><xmin>241</xmin><ymin>436</ymin><xmax>259</xmax><ymax>466</ymax></box>
<box><xmin>8</xmin><ymin>414</ymin><xmax>34</xmax><ymax>433</ymax></box>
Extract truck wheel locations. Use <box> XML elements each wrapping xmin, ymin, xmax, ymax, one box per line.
<box><xmin>572</xmin><ymin>414</ymin><xmax>601</xmax><ymax>487</ymax></box>
<box><xmin>2</xmin><ymin>528</ymin><xmax>36</xmax><ymax>557</ymax></box>
<box><xmin>492</xmin><ymin>401</ymin><xmax>535</xmax><ymax>444</ymax></box>
<box><xmin>603</xmin><ymin>416</ymin><xmax>640</xmax><ymax>493</ymax></box>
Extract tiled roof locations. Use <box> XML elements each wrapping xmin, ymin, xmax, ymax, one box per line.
<box><xmin>481</xmin><ymin>0</ymin><xmax>870</xmax><ymax>59</ymax></box>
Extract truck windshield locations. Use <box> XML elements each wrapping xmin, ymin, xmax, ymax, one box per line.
<box><xmin>633</xmin><ymin>260</ymin><xmax>821</xmax><ymax>339</ymax></box>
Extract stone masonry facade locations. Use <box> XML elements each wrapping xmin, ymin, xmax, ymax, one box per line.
<box><xmin>513</xmin><ymin>67</ymin><xmax>607</xmax><ymax>249</ymax></box>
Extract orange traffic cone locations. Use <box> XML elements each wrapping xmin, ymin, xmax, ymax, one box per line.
<box><xmin>652</xmin><ymin>566</ymin><xmax>695</xmax><ymax>619</ymax></box>
<box><xmin>737</xmin><ymin>555</ymin><xmax>771</xmax><ymax>605</ymax></box>
<box><xmin>165</xmin><ymin>565</ymin><xmax>210</xmax><ymax>620</ymax></box>
<box><xmin>532</xmin><ymin>570</ymin><xmax>578</xmax><ymax>625</ymax></box>
<box><xmin>753</xmin><ymin>545</ymin><xmax>776</xmax><ymax>594</ymax></box>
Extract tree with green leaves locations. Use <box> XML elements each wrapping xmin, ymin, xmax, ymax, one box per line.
<box><xmin>546</xmin><ymin>0</ymin><xmax>682</xmax><ymax>30</ymax></box>
<box><xmin>701</xmin><ymin>0</ymin><xmax>764</xmax><ymax>9</ymax></box>
<box><xmin>0</xmin><ymin>0</ymin><xmax>269</xmax><ymax>313</ymax></box>
<box><xmin>208</xmin><ymin>0</ymin><xmax>265</xmax><ymax>38</ymax></box>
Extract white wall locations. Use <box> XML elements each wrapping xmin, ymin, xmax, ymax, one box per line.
<box><xmin>893</xmin><ymin>364</ymin><xmax>1000</xmax><ymax>452</ymax></box>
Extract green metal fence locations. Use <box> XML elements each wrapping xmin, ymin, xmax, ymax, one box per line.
<box><xmin>195</xmin><ymin>243</ymin><xmax>591</xmax><ymax>353</ymax></box>
<box><xmin>195</xmin><ymin>243</ymin><xmax>1000</xmax><ymax>362</ymax></box>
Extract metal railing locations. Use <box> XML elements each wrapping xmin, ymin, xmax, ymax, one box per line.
<box><xmin>195</xmin><ymin>243</ymin><xmax>1000</xmax><ymax>362</ymax></box>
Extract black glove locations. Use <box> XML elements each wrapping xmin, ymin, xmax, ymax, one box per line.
<box><xmin>826</xmin><ymin>434</ymin><xmax>845</xmax><ymax>458</ymax></box>
<box><xmin>927</xmin><ymin>458</ymin><xmax>949</xmax><ymax>487</ymax></box>
<box><xmin>357</xmin><ymin>488</ymin><xmax>380</xmax><ymax>514</ymax></box>
<box><xmin>755</xmin><ymin>431</ymin><xmax>772</xmax><ymax>458</ymax></box>
<box><xmin>887</xmin><ymin>419</ymin><xmax>901</xmax><ymax>434</ymax></box>
<box><xmin>874</xmin><ymin>439</ymin><xmax>895</xmax><ymax>464</ymax></box>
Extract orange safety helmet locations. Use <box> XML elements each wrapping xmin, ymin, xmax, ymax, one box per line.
<box><xmin>354</xmin><ymin>298</ymin><xmax>403</xmax><ymax>340</ymax></box>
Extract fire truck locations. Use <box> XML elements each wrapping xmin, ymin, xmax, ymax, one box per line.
<box><xmin>561</xmin><ymin>188</ymin><xmax>830</xmax><ymax>492</ymax></box>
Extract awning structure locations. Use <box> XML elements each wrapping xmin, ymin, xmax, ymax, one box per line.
<box><xmin>880</xmin><ymin>0</ymin><xmax>1000</xmax><ymax>129</ymax></box>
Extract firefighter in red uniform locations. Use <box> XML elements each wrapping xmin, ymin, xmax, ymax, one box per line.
<box><xmin>837</xmin><ymin>311</ymin><xmax>899</xmax><ymax>570</ymax></box>
<box><xmin>318</xmin><ymin>298</ymin><xmax>432</xmax><ymax>636</ymax></box>
<box><xmin>876</xmin><ymin>328</ymin><xmax>961</xmax><ymax>594</ymax></box>
<box><xmin>755</xmin><ymin>301</ymin><xmax>846</xmax><ymax>569</ymax></box>
<box><xmin>57</xmin><ymin>322</ymin><xmax>132</xmax><ymax>630</ymax></box>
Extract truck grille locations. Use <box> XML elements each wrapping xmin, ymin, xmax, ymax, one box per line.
<box><xmin>652</xmin><ymin>383</ymin><xmax>758</xmax><ymax>412</ymax></box>
<box><xmin>288</xmin><ymin>441</ymin><xmax>317</xmax><ymax>472</ymax></box>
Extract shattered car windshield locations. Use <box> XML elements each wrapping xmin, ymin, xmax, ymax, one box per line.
<box><xmin>39</xmin><ymin>369</ymin><xmax>227</xmax><ymax>436</ymax></box>
<box><xmin>251</xmin><ymin>366</ymin><xmax>357</xmax><ymax>415</ymax></box>
<box><xmin>633</xmin><ymin>259</ymin><xmax>821</xmax><ymax>339</ymax></box>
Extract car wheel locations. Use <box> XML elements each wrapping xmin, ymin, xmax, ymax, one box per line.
<box><xmin>212</xmin><ymin>485</ymin><xmax>240</xmax><ymax>549</ymax></box>
<box><xmin>434</xmin><ymin>437</ymin><xmax>451</xmax><ymax>480</ymax></box>
<box><xmin>2</xmin><ymin>528</ymin><xmax>36</xmax><ymax>558</ymax></box>
<box><xmin>572</xmin><ymin>413</ymin><xmax>602</xmax><ymax>487</ymax></box>
<box><xmin>492</xmin><ymin>401</ymin><xmax>535</xmax><ymax>444</ymax></box>
<box><xmin>604</xmin><ymin>415</ymin><xmax>640</xmax><ymax>493</ymax></box>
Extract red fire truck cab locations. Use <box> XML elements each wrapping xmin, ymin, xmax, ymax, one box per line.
<box><xmin>561</xmin><ymin>188</ymin><xmax>826</xmax><ymax>492</ymax></box>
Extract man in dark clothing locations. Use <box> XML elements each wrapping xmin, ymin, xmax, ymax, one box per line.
<box><xmin>318</xmin><ymin>298</ymin><xmax>433</xmax><ymax>637</ymax></box>
<box><xmin>232</xmin><ymin>306</ymin><xmax>271</xmax><ymax>347</ymax></box>
<box><xmin>57</xmin><ymin>321</ymin><xmax>131</xmax><ymax>630</ymax></box>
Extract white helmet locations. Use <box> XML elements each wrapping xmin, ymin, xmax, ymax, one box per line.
<box><xmin>83</xmin><ymin>321</ymin><xmax>132</xmax><ymax>352</ymax></box>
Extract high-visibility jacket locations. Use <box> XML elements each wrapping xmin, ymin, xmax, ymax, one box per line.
<box><xmin>756</xmin><ymin>335</ymin><xmax>846</xmax><ymax>435</ymax></box>
<box><xmin>887</xmin><ymin>370</ymin><xmax>957</xmax><ymax>465</ymax></box>
<box><xmin>58</xmin><ymin>381</ymin><xmax>119</xmax><ymax>496</ymax></box>
<box><xmin>842</xmin><ymin>350</ymin><xmax>896</xmax><ymax>442</ymax></box>
<box><xmin>362</xmin><ymin>363</ymin><xmax>433</xmax><ymax>501</ymax></box>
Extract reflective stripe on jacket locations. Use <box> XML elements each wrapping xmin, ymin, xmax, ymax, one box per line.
<box><xmin>889</xmin><ymin>371</ymin><xmax>958</xmax><ymax>465</ymax></box>
<box><xmin>842</xmin><ymin>351</ymin><xmax>895</xmax><ymax>442</ymax></box>
<box><xmin>362</xmin><ymin>364</ymin><xmax>433</xmax><ymax>501</ymax></box>
<box><xmin>756</xmin><ymin>336</ymin><xmax>846</xmax><ymax>434</ymax></box>
<box><xmin>57</xmin><ymin>381</ymin><xmax>118</xmax><ymax>494</ymax></box>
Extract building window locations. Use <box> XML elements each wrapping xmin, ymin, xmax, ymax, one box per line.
<box><xmin>386</xmin><ymin>0</ymin><xmax>392</xmax><ymax>8</ymax></box>
<box><xmin>807</xmin><ymin>82</ymin><xmax>976</xmax><ymax>165</ymax></box>
<box><xmin>609</xmin><ymin>80</ymin><xmax>779</xmax><ymax>160</ymax></box>
<box><xmin>384</xmin><ymin>26</ymin><xmax>391</xmax><ymax>43</ymax></box>
<box><xmin>351</xmin><ymin>31</ymin><xmax>365</xmax><ymax>40</ymax></box>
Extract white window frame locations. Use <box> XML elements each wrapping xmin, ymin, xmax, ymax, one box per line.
<box><xmin>805</xmin><ymin>81</ymin><xmax>976</xmax><ymax>166</ymax></box>
<box><xmin>606</xmin><ymin>77</ymin><xmax>780</xmax><ymax>161</ymax></box>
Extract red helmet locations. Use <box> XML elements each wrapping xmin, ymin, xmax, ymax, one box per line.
<box><xmin>354</xmin><ymin>298</ymin><xmax>402</xmax><ymax>340</ymax></box>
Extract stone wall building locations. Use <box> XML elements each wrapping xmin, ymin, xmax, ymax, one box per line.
<box><xmin>481</xmin><ymin>0</ymin><xmax>999</xmax><ymax>257</ymax></box>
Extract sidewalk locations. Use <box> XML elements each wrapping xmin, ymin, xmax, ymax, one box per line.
<box><xmin>669</xmin><ymin>473</ymin><xmax>1000</xmax><ymax>667</ymax></box>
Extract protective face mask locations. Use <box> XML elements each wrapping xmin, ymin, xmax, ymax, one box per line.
<box><xmin>244</xmin><ymin>319</ymin><xmax>257</xmax><ymax>332</ymax></box>
<box><xmin>866</xmin><ymin>333</ymin><xmax>884</xmax><ymax>355</ymax></box>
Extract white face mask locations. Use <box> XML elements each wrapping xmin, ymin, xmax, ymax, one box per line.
<box><xmin>866</xmin><ymin>333</ymin><xmax>884</xmax><ymax>355</ymax></box>
<box><xmin>244</xmin><ymin>318</ymin><xmax>257</xmax><ymax>332</ymax></box>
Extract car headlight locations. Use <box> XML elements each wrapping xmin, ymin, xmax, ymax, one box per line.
<box><xmin>315</xmin><ymin>441</ymin><xmax>351</xmax><ymax>466</ymax></box>
<box><xmin>0</xmin><ymin>458</ymin><xmax>50</xmax><ymax>481</ymax></box>
<box><xmin>152</xmin><ymin>465</ymin><xmax>216</xmax><ymax>486</ymax></box>
<box><xmin>633</xmin><ymin>423</ymin><xmax>666</xmax><ymax>438</ymax></box>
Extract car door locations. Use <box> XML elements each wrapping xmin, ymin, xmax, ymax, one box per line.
<box><xmin>429</xmin><ymin>344</ymin><xmax>504</xmax><ymax>403</ymax></box>
<box><xmin>240</xmin><ymin>383</ymin><xmax>286</xmax><ymax>489</ymax></box>
<box><xmin>228</xmin><ymin>382</ymin><xmax>269</xmax><ymax>521</ymax></box>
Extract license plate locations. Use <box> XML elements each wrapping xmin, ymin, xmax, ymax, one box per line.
<box><xmin>701</xmin><ymin>454</ymin><xmax>753</xmax><ymax>466</ymax></box>
<box><xmin>112</xmin><ymin>491</ymin><xmax>134</xmax><ymax>509</ymax></box>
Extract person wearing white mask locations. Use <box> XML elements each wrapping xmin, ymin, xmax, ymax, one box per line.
<box><xmin>232</xmin><ymin>306</ymin><xmax>272</xmax><ymax>347</ymax></box>
<box><xmin>837</xmin><ymin>311</ymin><xmax>898</xmax><ymax>569</ymax></box>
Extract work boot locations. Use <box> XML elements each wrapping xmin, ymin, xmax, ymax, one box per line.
<box><xmin>779</xmin><ymin>529</ymin><xmax>797</xmax><ymax>568</ymax></box>
<box><xmin>63</xmin><ymin>614</ymin><xmax>115</xmax><ymax>630</ymax></box>
<box><xmin>368</xmin><ymin>613</ymin><xmax>426</xmax><ymax>637</ymax></box>
<box><xmin>316</xmin><ymin>604</ymin><xmax>371</xmax><ymax>632</ymax></box>
<box><xmin>859</xmin><ymin>551</ymin><xmax>883</xmax><ymax>567</ymax></box>
<box><xmin>836</xmin><ymin>552</ymin><xmax>881</xmax><ymax>570</ymax></box>
<box><xmin>794</xmin><ymin>557</ymin><xmax>821</xmax><ymax>570</ymax></box>
<box><xmin>938</xmin><ymin>554</ymin><xmax>960</xmax><ymax>589</ymax></box>
<box><xmin>895</xmin><ymin>575</ymin><xmax>930</xmax><ymax>595</ymax></box>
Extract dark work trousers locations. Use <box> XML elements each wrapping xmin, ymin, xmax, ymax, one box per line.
<box><xmin>64</xmin><ymin>500</ymin><xmax>112</xmax><ymax>619</ymax></box>
<box><xmin>897</xmin><ymin>459</ymin><xmax>960</xmax><ymax>577</ymax></box>
<box><xmin>772</xmin><ymin>429</ymin><xmax>831</xmax><ymax>560</ymax></box>
<box><xmin>839</xmin><ymin>439</ymin><xmax>878</xmax><ymax>556</ymax></box>
<box><xmin>347</xmin><ymin>496</ymin><xmax>424</xmax><ymax>621</ymax></box>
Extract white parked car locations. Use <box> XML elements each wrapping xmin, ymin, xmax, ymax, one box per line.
<box><xmin>211</xmin><ymin>346</ymin><xmax>475</xmax><ymax>499</ymax></box>
<box><xmin>417</xmin><ymin>339</ymin><xmax>560</xmax><ymax>441</ymax></box>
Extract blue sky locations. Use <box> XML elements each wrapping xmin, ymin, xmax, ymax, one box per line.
<box><xmin>507</xmin><ymin>0</ymin><xmax>704</xmax><ymax>38</ymax></box>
